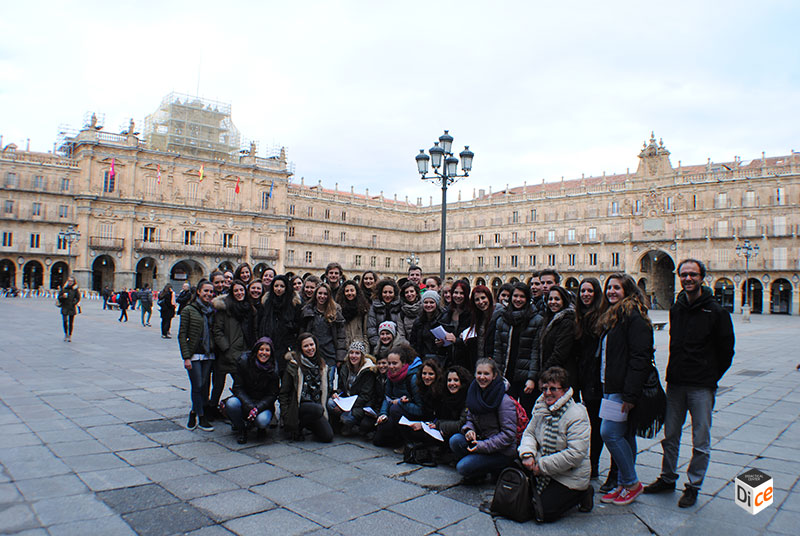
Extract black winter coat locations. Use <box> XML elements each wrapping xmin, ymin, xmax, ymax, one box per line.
<box><xmin>409</xmin><ymin>310</ymin><xmax>451</xmax><ymax>363</ymax></box>
<box><xmin>330</xmin><ymin>358</ymin><xmax>378</xmax><ymax>422</ymax></box>
<box><xmin>601</xmin><ymin>307</ymin><xmax>653</xmax><ymax>404</ymax></box>
<box><xmin>231</xmin><ymin>354</ymin><xmax>280</xmax><ymax>415</ymax></box>
<box><xmin>366</xmin><ymin>298</ymin><xmax>403</xmax><ymax>349</ymax></box>
<box><xmin>667</xmin><ymin>287</ymin><xmax>734</xmax><ymax>389</ymax></box>
<box><xmin>575</xmin><ymin>323</ymin><xmax>601</xmax><ymax>402</ymax></box>
<box><xmin>493</xmin><ymin>308</ymin><xmax>543</xmax><ymax>384</ymax></box>
<box><xmin>539</xmin><ymin>306</ymin><xmax>577</xmax><ymax>390</ymax></box>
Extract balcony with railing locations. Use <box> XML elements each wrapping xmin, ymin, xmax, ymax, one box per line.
<box><xmin>133</xmin><ymin>239</ymin><xmax>245</xmax><ymax>257</ymax></box>
<box><xmin>89</xmin><ymin>237</ymin><xmax>125</xmax><ymax>251</ymax></box>
<box><xmin>251</xmin><ymin>248</ymin><xmax>280</xmax><ymax>261</ymax></box>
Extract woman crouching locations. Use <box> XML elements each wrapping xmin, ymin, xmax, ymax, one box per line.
<box><xmin>226</xmin><ymin>337</ymin><xmax>280</xmax><ymax>444</ymax></box>
<box><xmin>279</xmin><ymin>333</ymin><xmax>334</xmax><ymax>442</ymax></box>
<box><xmin>518</xmin><ymin>366</ymin><xmax>593</xmax><ymax>523</ymax></box>
<box><xmin>328</xmin><ymin>341</ymin><xmax>379</xmax><ymax>436</ymax></box>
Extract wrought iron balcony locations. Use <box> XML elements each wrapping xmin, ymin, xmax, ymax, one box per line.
<box><xmin>88</xmin><ymin>236</ymin><xmax>125</xmax><ymax>251</ymax></box>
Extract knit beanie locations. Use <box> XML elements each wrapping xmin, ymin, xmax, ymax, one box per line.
<box><xmin>422</xmin><ymin>289</ymin><xmax>441</xmax><ymax>306</ymax></box>
<box><xmin>349</xmin><ymin>340</ymin><xmax>367</xmax><ymax>354</ymax></box>
<box><xmin>378</xmin><ymin>321</ymin><xmax>397</xmax><ymax>338</ymax></box>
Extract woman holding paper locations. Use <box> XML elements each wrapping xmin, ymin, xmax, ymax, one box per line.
<box><xmin>226</xmin><ymin>338</ymin><xmax>280</xmax><ymax>444</ymax></box>
<box><xmin>280</xmin><ymin>333</ymin><xmax>334</xmax><ymax>442</ymax></box>
<box><xmin>409</xmin><ymin>290</ymin><xmax>450</xmax><ymax>365</ymax></box>
<box><xmin>441</xmin><ymin>280</ymin><xmax>472</xmax><ymax>344</ymax></box>
<box><xmin>327</xmin><ymin>340</ymin><xmax>378</xmax><ymax>436</ymax></box>
<box><xmin>518</xmin><ymin>366</ymin><xmax>593</xmax><ymax>522</ymax></box>
<box><xmin>453</xmin><ymin>285</ymin><xmax>500</xmax><ymax>372</ymax></box>
<box><xmin>595</xmin><ymin>273</ymin><xmax>653</xmax><ymax>506</ymax></box>
<box><xmin>449</xmin><ymin>358</ymin><xmax>518</xmax><ymax>482</ymax></box>
<box><xmin>373</xmin><ymin>343</ymin><xmax>424</xmax><ymax>447</ymax></box>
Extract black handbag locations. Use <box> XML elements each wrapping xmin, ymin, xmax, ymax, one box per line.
<box><xmin>491</xmin><ymin>465</ymin><xmax>533</xmax><ymax>522</ymax></box>
<box><xmin>630</xmin><ymin>362</ymin><xmax>667</xmax><ymax>438</ymax></box>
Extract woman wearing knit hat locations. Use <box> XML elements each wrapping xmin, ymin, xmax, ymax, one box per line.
<box><xmin>327</xmin><ymin>340</ymin><xmax>379</xmax><ymax>436</ymax></box>
<box><xmin>409</xmin><ymin>290</ymin><xmax>452</xmax><ymax>367</ymax></box>
<box><xmin>372</xmin><ymin>320</ymin><xmax>407</xmax><ymax>361</ymax></box>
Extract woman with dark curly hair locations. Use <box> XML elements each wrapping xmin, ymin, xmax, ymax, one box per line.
<box><xmin>336</xmin><ymin>280</ymin><xmax>370</xmax><ymax>349</ymax></box>
<box><xmin>398</xmin><ymin>280</ymin><xmax>423</xmax><ymax>341</ymax></box>
<box><xmin>366</xmin><ymin>278</ymin><xmax>402</xmax><ymax>350</ymax></box>
<box><xmin>258</xmin><ymin>274</ymin><xmax>301</xmax><ymax>374</ymax></box>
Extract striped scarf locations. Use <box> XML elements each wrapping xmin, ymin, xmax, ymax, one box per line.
<box><xmin>536</xmin><ymin>389</ymin><xmax>573</xmax><ymax>493</ymax></box>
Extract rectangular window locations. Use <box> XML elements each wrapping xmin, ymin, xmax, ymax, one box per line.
<box><xmin>776</xmin><ymin>187</ymin><xmax>786</xmax><ymax>205</ymax></box>
<box><xmin>588</xmin><ymin>253</ymin><xmax>598</xmax><ymax>266</ymax></box>
<box><xmin>611</xmin><ymin>252</ymin><xmax>619</xmax><ymax>267</ymax></box>
<box><xmin>692</xmin><ymin>195</ymin><xmax>697</xmax><ymax>210</ymax></box>
<box><xmin>184</xmin><ymin>230</ymin><xmax>196</xmax><ymax>245</ymax></box>
<box><xmin>355</xmin><ymin>255</ymin><xmax>362</xmax><ymax>267</ymax></box>
<box><xmin>529</xmin><ymin>255</ymin><xmax>536</xmax><ymax>267</ymax></box>
<box><xmin>61</xmin><ymin>178</ymin><xmax>70</xmax><ymax>191</ymax></box>
<box><xmin>634</xmin><ymin>200</ymin><xmax>642</xmax><ymax>214</ymax></box>
<box><xmin>529</xmin><ymin>231</ymin><xmax>536</xmax><ymax>243</ymax></box>
<box><xmin>223</xmin><ymin>233</ymin><xmax>235</xmax><ymax>247</ymax></box>
<box><xmin>4</xmin><ymin>173</ymin><xmax>19</xmax><ymax>187</ymax></box>
<box><xmin>59</xmin><ymin>205</ymin><xmax>68</xmax><ymax>218</ymax></box>
<box><xmin>99</xmin><ymin>223</ymin><xmax>113</xmax><ymax>238</ymax></box>
<box><xmin>341</xmin><ymin>211</ymin><xmax>347</xmax><ymax>221</ymax></box>
<box><xmin>715</xmin><ymin>220</ymin><xmax>728</xmax><ymax>237</ymax></box>
<box><xmin>289</xmin><ymin>204</ymin><xmax>295</xmax><ymax>215</ymax></box>
<box><xmin>547</xmin><ymin>254</ymin><xmax>556</xmax><ymax>266</ymax></box>
<box><xmin>288</xmin><ymin>226</ymin><xmax>295</xmax><ymax>237</ymax></box>
<box><xmin>588</xmin><ymin>227</ymin><xmax>597</xmax><ymax>240</ymax></box>
<box><xmin>511</xmin><ymin>231</ymin><xmax>518</xmax><ymax>244</ymax></box>
<box><xmin>4</xmin><ymin>200</ymin><xmax>13</xmax><ymax>214</ymax></box>
<box><xmin>261</xmin><ymin>191</ymin><xmax>270</xmax><ymax>210</ymax></box>
<box><xmin>340</xmin><ymin>231</ymin><xmax>346</xmax><ymax>242</ymax></box>
<box><xmin>510</xmin><ymin>255</ymin><xmax>518</xmax><ymax>268</ymax></box>
<box><xmin>568</xmin><ymin>253</ymin><xmax>576</xmax><ymax>266</ymax></box>
<box><xmin>715</xmin><ymin>192</ymin><xmax>727</xmax><ymax>209</ymax></box>
<box><xmin>548</xmin><ymin>230</ymin><xmax>555</xmax><ymax>243</ymax></box>
<box><xmin>187</xmin><ymin>182</ymin><xmax>198</xmax><ymax>201</ymax></box>
<box><xmin>385</xmin><ymin>257</ymin><xmax>391</xmax><ymax>268</ymax></box>
<box><xmin>530</xmin><ymin>209</ymin><xmax>537</xmax><ymax>222</ymax></box>
<box><xmin>57</xmin><ymin>236</ymin><xmax>67</xmax><ymax>250</ymax></box>
<box><xmin>1</xmin><ymin>231</ymin><xmax>12</xmax><ymax>247</ymax></box>
<box><xmin>324</xmin><ymin>208</ymin><xmax>331</xmax><ymax>219</ymax></box>
<box><xmin>143</xmin><ymin>227</ymin><xmax>156</xmax><ymax>242</ymax></box>
<box><xmin>494</xmin><ymin>233</ymin><xmax>500</xmax><ymax>244</ymax></box>
<box><xmin>665</xmin><ymin>197</ymin><xmax>674</xmax><ymax>211</ymax></box>
<box><xmin>773</xmin><ymin>216</ymin><xmax>787</xmax><ymax>235</ymax></box>
<box><xmin>32</xmin><ymin>202</ymin><xmax>41</xmax><ymax>216</ymax></box>
<box><xmin>103</xmin><ymin>171</ymin><xmax>115</xmax><ymax>193</ymax></box>
<box><xmin>494</xmin><ymin>256</ymin><xmax>501</xmax><ymax>268</ymax></box>
<box><xmin>773</xmin><ymin>247</ymin><xmax>788</xmax><ymax>269</ymax></box>
<box><xmin>610</xmin><ymin>201</ymin><xmax>619</xmax><ymax>215</ymax></box>
<box><xmin>307</xmin><ymin>206</ymin><xmax>313</xmax><ymax>217</ymax></box>
<box><xmin>478</xmin><ymin>256</ymin><xmax>484</xmax><ymax>267</ymax></box>
<box><xmin>478</xmin><ymin>234</ymin><xmax>484</xmax><ymax>245</ymax></box>
<box><xmin>567</xmin><ymin>229</ymin><xmax>576</xmax><ymax>241</ymax></box>
<box><xmin>370</xmin><ymin>256</ymin><xmax>377</xmax><ymax>267</ymax></box>
<box><xmin>30</xmin><ymin>233</ymin><xmax>40</xmax><ymax>248</ymax></box>
<box><xmin>34</xmin><ymin>175</ymin><xmax>44</xmax><ymax>189</ymax></box>
<box><xmin>305</xmin><ymin>251</ymin><xmax>313</xmax><ymax>263</ymax></box>
<box><xmin>323</xmin><ymin>230</ymin><xmax>330</xmax><ymax>241</ymax></box>
<box><xmin>371</xmin><ymin>235</ymin><xmax>378</xmax><ymax>247</ymax></box>
<box><xmin>145</xmin><ymin>176</ymin><xmax>157</xmax><ymax>196</ymax></box>
<box><xmin>287</xmin><ymin>250</ymin><xmax>295</xmax><ymax>263</ymax></box>
<box><xmin>511</xmin><ymin>211</ymin><xmax>519</xmax><ymax>223</ymax></box>
<box><xmin>744</xmin><ymin>219</ymin><xmax>757</xmax><ymax>235</ymax></box>
<box><xmin>226</xmin><ymin>187</ymin><xmax>235</xmax><ymax>206</ymax></box>
<box><xmin>259</xmin><ymin>235</ymin><xmax>270</xmax><ymax>249</ymax></box>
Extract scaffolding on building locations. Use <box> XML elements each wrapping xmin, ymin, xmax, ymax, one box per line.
<box><xmin>143</xmin><ymin>92</ymin><xmax>242</xmax><ymax>159</ymax></box>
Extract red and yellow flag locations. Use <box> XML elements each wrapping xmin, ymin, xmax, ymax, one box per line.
<box><xmin>156</xmin><ymin>164</ymin><xmax>162</xmax><ymax>185</ymax></box>
<box><xmin>199</xmin><ymin>165</ymin><xmax>204</xmax><ymax>182</ymax></box>
<box><xmin>235</xmin><ymin>176</ymin><xmax>240</xmax><ymax>194</ymax></box>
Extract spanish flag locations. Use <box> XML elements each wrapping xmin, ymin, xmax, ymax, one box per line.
<box><xmin>235</xmin><ymin>176</ymin><xmax>241</xmax><ymax>194</ymax></box>
<box><xmin>199</xmin><ymin>165</ymin><xmax>204</xmax><ymax>182</ymax></box>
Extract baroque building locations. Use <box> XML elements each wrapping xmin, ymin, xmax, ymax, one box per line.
<box><xmin>1</xmin><ymin>96</ymin><xmax>798</xmax><ymax>315</ymax></box>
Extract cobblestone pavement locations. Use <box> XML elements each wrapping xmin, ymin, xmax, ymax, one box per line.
<box><xmin>1</xmin><ymin>297</ymin><xmax>798</xmax><ymax>535</ymax></box>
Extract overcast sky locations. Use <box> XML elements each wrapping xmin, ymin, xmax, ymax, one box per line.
<box><xmin>1</xmin><ymin>1</ymin><xmax>798</xmax><ymax>204</ymax></box>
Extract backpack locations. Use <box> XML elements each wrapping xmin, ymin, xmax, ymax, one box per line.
<box><xmin>491</xmin><ymin>465</ymin><xmax>533</xmax><ymax>522</ymax></box>
<box><xmin>399</xmin><ymin>442</ymin><xmax>437</xmax><ymax>467</ymax></box>
<box><xmin>510</xmin><ymin>397</ymin><xmax>529</xmax><ymax>444</ymax></box>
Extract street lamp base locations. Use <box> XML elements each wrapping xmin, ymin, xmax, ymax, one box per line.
<box><xmin>742</xmin><ymin>304</ymin><xmax>751</xmax><ymax>323</ymax></box>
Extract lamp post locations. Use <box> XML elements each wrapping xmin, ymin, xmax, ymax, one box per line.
<box><xmin>735</xmin><ymin>239</ymin><xmax>759</xmax><ymax>322</ymax></box>
<box><xmin>58</xmin><ymin>225</ymin><xmax>81</xmax><ymax>279</ymax></box>
<box><xmin>405</xmin><ymin>253</ymin><xmax>420</xmax><ymax>269</ymax></box>
<box><xmin>415</xmin><ymin>130</ymin><xmax>474</xmax><ymax>281</ymax></box>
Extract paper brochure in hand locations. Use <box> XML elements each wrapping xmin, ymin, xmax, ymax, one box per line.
<box><xmin>398</xmin><ymin>416</ymin><xmax>444</xmax><ymax>442</ymax></box>
<box><xmin>430</xmin><ymin>325</ymin><xmax>452</xmax><ymax>346</ymax></box>
<box><xmin>334</xmin><ymin>395</ymin><xmax>358</xmax><ymax>412</ymax></box>
<box><xmin>599</xmin><ymin>398</ymin><xmax>628</xmax><ymax>422</ymax></box>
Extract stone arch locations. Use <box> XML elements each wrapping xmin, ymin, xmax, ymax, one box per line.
<box><xmin>564</xmin><ymin>277</ymin><xmax>579</xmax><ymax>294</ymax></box>
<box><xmin>638</xmin><ymin>250</ymin><xmax>675</xmax><ymax>307</ymax></box>
<box><xmin>475</xmin><ymin>277</ymin><xmax>486</xmax><ymax>286</ymax></box>
<box><xmin>23</xmin><ymin>260</ymin><xmax>44</xmax><ymax>289</ymax></box>
<box><xmin>1</xmin><ymin>258</ymin><xmax>16</xmax><ymax>288</ymax></box>
<box><xmin>92</xmin><ymin>255</ymin><xmax>116</xmax><ymax>291</ymax></box>
<box><xmin>50</xmin><ymin>261</ymin><xmax>70</xmax><ymax>289</ymax></box>
<box><xmin>491</xmin><ymin>277</ymin><xmax>503</xmax><ymax>290</ymax></box>
<box><xmin>170</xmin><ymin>259</ymin><xmax>206</xmax><ymax>285</ymax></box>
<box><xmin>742</xmin><ymin>278</ymin><xmax>763</xmax><ymax>314</ymax></box>
<box><xmin>136</xmin><ymin>257</ymin><xmax>158</xmax><ymax>289</ymax></box>
<box><xmin>770</xmin><ymin>278</ymin><xmax>792</xmax><ymax>315</ymax></box>
<box><xmin>218</xmin><ymin>261</ymin><xmax>235</xmax><ymax>273</ymax></box>
<box><xmin>252</xmin><ymin>263</ymin><xmax>269</xmax><ymax>281</ymax></box>
<box><xmin>714</xmin><ymin>277</ymin><xmax>734</xmax><ymax>313</ymax></box>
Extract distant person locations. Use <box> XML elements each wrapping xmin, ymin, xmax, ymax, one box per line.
<box><xmin>644</xmin><ymin>259</ymin><xmax>735</xmax><ymax>508</ymax></box>
<box><xmin>158</xmin><ymin>284</ymin><xmax>176</xmax><ymax>339</ymax></box>
<box><xmin>176</xmin><ymin>282</ymin><xmax>192</xmax><ymax>315</ymax></box>
<box><xmin>117</xmin><ymin>288</ymin><xmax>130</xmax><ymax>322</ymax></box>
<box><xmin>138</xmin><ymin>284</ymin><xmax>153</xmax><ymax>327</ymax></box>
<box><xmin>102</xmin><ymin>285</ymin><xmax>111</xmax><ymax>310</ymax></box>
<box><xmin>57</xmin><ymin>276</ymin><xmax>80</xmax><ymax>342</ymax></box>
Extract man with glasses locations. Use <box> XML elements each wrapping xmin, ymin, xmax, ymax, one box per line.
<box><xmin>643</xmin><ymin>259</ymin><xmax>735</xmax><ymax>508</ymax></box>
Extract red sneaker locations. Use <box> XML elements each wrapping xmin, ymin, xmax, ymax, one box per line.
<box><xmin>600</xmin><ymin>486</ymin><xmax>623</xmax><ymax>503</ymax></box>
<box><xmin>614</xmin><ymin>482</ymin><xmax>644</xmax><ymax>505</ymax></box>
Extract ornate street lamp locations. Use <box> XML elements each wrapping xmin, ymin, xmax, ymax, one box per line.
<box><xmin>58</xmin><ymin>225</ymin><xmax>81</xmax><ymax>278</ymax></box>
<box><xmin>735</xmin><ymin>239</ymin><xmax>759</xmax><ymax>322</ymax></box>
<box><xmin>415</xmin><ymin>130</ymin><xmax>474</xmax><ymax>281</ymax></box>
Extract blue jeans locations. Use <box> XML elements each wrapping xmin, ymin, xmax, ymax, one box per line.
<box><xmin>326</xmin><ymin>398</ymin><xmax>358</xmax><ymax>426</ymax></box>
<box><xmin>449</xmin><ymin>433</ymin><xmax>512</xmax><ymax>479</ymax></box>
<box><xmin>600</xmin><ymin>393</ymin><xmax>638</xmax><ymax>487</ymax></box>
<box><xmin>660</xmin><ymin>384</ymin><xmax>715</xmax><ymax>490</ymax></box>
<box><xmin>226</xmin><ymin>397</ymin><xmax>273</xmax><ymax>430</ymax></box>
<box><xmin>186</xmin><ymin>360</ymin><xmax>213</xmax><ymax>416</ymax></box>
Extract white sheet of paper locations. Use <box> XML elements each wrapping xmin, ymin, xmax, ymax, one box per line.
<box><xmin>430</xmin><ymin>325</ymin><xmax>452</xmax><ymax>346</ymax></box>
<box><xmin>461</xmin><ymin>327</ymin><xmax>476</xmax><ymax>341</ymax></box>
<box><xmin>599</xmin><ymin>398</ymin><xmax>628</xmax><ymax>422</ymax></box>
<box><xmin>363</xmin><ymin>406</ymin><xmax>377</xmax><ymax>417</ymax></box>
<box><xmin>398</xmin><ymin>416</ymin><xmax>444</xmax><ymax>442</ymax></box>
<box><xmin>334</xmin><ymin>395</ymin><xmax>358</xmax><ymax>412</ymax></box>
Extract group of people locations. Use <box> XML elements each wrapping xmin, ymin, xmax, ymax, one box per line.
<box><xmin>172</xmin><ymin>259</ymin><xmax>734</xmax><ymax>522</ymax></box>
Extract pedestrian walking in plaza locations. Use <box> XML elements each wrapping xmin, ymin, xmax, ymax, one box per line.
<box><xmin>117</xmin><ymin>288</ymin><xmax>130</xmax><ymax>322</ymax></box>
<box><xmin>101</xmin><ymin>285</ymin><xmax>111</xmax><ymax>310</ymax></box>
<box><xmin>644</xmin><ymin>259</ymin><xmax>735</xmax><ymax>508</ymax></box>
<box><xmin>138</xmin><ymin>284</ymin><xmax>153</xmax><ymax>326</ymax></box>
<box><xmin>179</xmin><ymin>279</ymin><xmax>216</xmax><ymax>432</ymax></box>
<box><xmin>596</xmin><ymin>273</ymin><xmax>653</xmax><ymax>506</ymax></box>
<box><xmin>57</xmin><ymin>275</ymin><xmax>80</xmax><ymax>342</ymax></box>
<box><xmin>158</xmin><ymin>284</ymin><xmax>176</xmax><ymax>338</ymax></box>
<box><xmin>176</xmin><ymin>282</ymin><xmax>192</xmax><ymax>315</ymax></box>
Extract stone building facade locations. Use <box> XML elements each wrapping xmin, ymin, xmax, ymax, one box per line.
<box><xmin>1</xmin><ymin>99</ymin><xmax>798</xmax><ymax>315</ymax></box>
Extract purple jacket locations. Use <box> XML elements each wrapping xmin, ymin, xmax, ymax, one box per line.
<box><xmin>462</xmin><ymin>394</ymin><xmax>517</xmax><ymax>457</ymax></box>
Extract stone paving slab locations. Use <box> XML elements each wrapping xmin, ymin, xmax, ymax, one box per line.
<box><xmin>2</xmin><ymin>298</ymin><xmax>799</xmax><ymax>535</ymax></box>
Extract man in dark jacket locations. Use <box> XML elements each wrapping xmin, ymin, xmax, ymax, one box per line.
<box><xmin>176</xmin><ymin>283</ymin><xmax>192</xmax><ymax>315</ymax></box>
<box><xmin>644</xmin><ymin>259</ymin><xmax>734</xmax><ymax>508</ymax></box>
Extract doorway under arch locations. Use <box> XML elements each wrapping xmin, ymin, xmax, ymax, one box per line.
<box><xmin>171</xmin><ymin>259</ymin><xmax>206</xmax><ymax>285</ymax></box>
<box><xmin>714</xmin><ymin>278</ymin><xmax>734</xmax><ymax>313</ymax></box>
<box><xmin>136</xmin><ymin>257</ymin><xmax>158</xmax><ymax>288</ymax></box>
<box><xmin>1</xmin><ymin>259</ymin><xmax>16</xmax><ymax>288</ymax></box>
<box><xmin>23</xmin><ymin>260</ymin><xmax>44</xmax><ymax>289</ymax></box>
<box><xmin>218</xmin><ymin>261</ymin><xmax>235</xmax><ymax>273</ymax></box>
<box><xmin>770</xmin><ymin>278</ymin><xmax>792</xmax><ymax>315</ymax></box>
<box><xmin>491</xmin><ymin>277</ymin><xmax>503</xmax><ymax>291</ymax></box>
<box><xmin>475</xmin><ymin>277</ymin><xmax>486</xmax><ymax>286</ymax></box>
<box><xmin>252</xmin><ymin>263</ymin><xmax>270</xmax><ymax>281</ymax></box>
<box><xmin>92</xmin><ymin>255</ymin><xmax>116</xmax><ymax>291</ymax></box>
<box><xmin>639</xmin><ymin>250</ymin><xmax>675</xmax><ymax>308</ymax></box>
<box><xmin>564</xmin><ymin>277</ymin><xmax>579</xmax><ymax>294</ymax></box>
<box><xmin>50</xmin><ymin>261</ymin><xmax>70</xmax><ymax>289</ymax></box>
<box><xmin>742</xmin><ymin>278</ymin><xmax>763</xmax><ymax>314</ymax></box>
